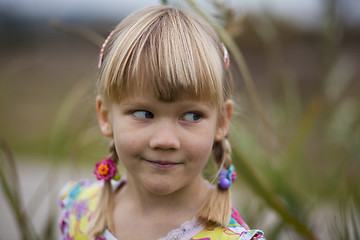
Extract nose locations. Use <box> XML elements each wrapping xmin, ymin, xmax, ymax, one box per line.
<box><xmin>149</xmin><ymin>121</ymin><xmax>180</xmax><ymax>150</ymax></box>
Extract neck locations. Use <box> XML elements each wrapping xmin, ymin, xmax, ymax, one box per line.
<box><xmin>117</xmin><ymin>174</ymin><xmax>211</xmax><ymax>218</ymax></box>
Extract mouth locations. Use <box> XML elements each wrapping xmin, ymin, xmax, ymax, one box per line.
<box><xmin>143</xmin><ymin>159</ymin><xmax>181</xmax><ymax>169</ymax></box>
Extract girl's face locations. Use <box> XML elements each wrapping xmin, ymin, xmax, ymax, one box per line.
<box><xmin>96</xmin><ymin>92</ymin><xmax>232</xmax><ymax>196</ymax></box>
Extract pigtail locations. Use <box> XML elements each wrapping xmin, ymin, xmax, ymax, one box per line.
<box><xmin>197</xmin><ymin>138</ymin><xmax>232</xmax><ymax>227</ymax></box>
<box><xmin>87</xmin><ymin>140</ymin><xmax>118</xmax><ymax>238</ymax></box>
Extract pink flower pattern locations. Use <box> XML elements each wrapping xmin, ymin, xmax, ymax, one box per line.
<box><xmin>72</xmin><ymin>199</ymin><xmax>89</xmax><ymax>220</ymax></box>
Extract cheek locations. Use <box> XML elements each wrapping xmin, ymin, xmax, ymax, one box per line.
<box><xmin>112</xmin><ymin>128</ymin><xmax>143</xmax><ymax>161</ymax></box>
<box><xmin>187</xmin><ymin>122</ymin><xmax>218</xmax><ymax>158</ymax></box>
<box><xmin>184</xmin><ymin>133</ymin><xmax>214</xmax><ymax>164</ymax></box>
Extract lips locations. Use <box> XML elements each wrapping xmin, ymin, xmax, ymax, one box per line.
<box><xmin>143</xmin><ymin>159</ymin><xmax>181</xmax><ymax>169</ymax></box>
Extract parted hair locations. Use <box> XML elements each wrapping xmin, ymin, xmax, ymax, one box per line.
<box><xmin>88</xmin><ymin>5</ymin><xmax>234</xmax><ymax>238</ymax></box>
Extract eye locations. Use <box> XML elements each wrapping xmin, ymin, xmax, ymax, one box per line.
<box><xmin>182</xmin><ymin>112</ymin><xmax>202</xmax><ymax>122</ymax></box>
<box><xmin>132</xmin><ymin>110</ymin><xmax>154</xmax><ymax>119</ymax></box>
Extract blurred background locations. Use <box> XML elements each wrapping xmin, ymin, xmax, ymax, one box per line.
<box><xmin>0</xmin><ymin>0</ymin><xmax>359</xmax><ymax>239</ymax></box>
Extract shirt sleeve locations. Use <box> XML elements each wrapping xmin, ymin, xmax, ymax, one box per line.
<box><xmin>58</xmin><ymin>180</ymin><xmax>101</xmax><ymax>240</ymax></box>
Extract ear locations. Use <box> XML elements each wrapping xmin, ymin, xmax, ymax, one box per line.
<box><xmin>96</xmin><ymin>96</ymin><xmax>113</xmax><ymax>137</ymax></box>
<box><xmin>215</xmin><ymin>100</ymin><xmax>233</xmax><ymax>141</ymax></box>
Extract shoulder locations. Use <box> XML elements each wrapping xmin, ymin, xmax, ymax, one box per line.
<box><xmin>227</xmin><ymin>207</ymin><xmax>265</xmax><ymax>240</ymax></box>
<box><xmin>58</xmin><ymin>179</ymin><xmax>102</xmax><ymax>240</ymax></box>
<box><xmin>59</xmin><ymin>179</ymin><xmax>102</xmax><ymax>205</ymax></box>
<box><xmin>192</xmin><ymin>207</ymin><xmax>265</xmax><ymax>240</ymax></box>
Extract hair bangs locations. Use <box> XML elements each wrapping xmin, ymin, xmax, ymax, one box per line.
<box><xmin>99</xmin><ymin>7</ymin><xmax>225</xmax><ymax>107</ymax></box>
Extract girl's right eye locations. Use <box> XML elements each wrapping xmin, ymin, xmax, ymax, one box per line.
<box><xmin>132</xmin><ymin>110</ymin><xmax>154</xmax><ymax>119</ymax></box>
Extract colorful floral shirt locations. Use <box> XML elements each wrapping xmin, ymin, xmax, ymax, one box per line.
<box><xmin>59</xmin><ymin>179</ymin><xmax>265</xmax><ymax>240</ymax></box>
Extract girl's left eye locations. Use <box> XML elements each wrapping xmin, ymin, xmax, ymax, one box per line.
<box><xmin>132</xmin><ymin>110</ymin><xmax>154</xmax><ymax>119</ymax></box>
<box><xmin>182</xmin><ymin>112</ymin><xmax>202</xmax><ymax>122</ymax></box>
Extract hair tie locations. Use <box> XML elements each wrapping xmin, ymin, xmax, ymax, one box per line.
<box><xmin>94</xmin><ymin>158</ymin><xmax>120</xmax><ymax>181</ymax></box>
<box><xmin>98</xmin><ymin>30</ymin><xmax>115</xmax><ymax>68</ymax></box>
<box><xmin>218</xmin><ymin>164</ymin><xmax>237</xmax><ymax>189</ymax></box>
<box><xmin>221</xmin><ymin>43</ymin><xmax>230</xmax><ymax>69</ymax></box>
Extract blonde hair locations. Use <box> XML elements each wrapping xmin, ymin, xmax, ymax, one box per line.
<box><xmin>89</xmin><ymin>6</ymin><xmax>234</xmax><ymax>238</ymax></box>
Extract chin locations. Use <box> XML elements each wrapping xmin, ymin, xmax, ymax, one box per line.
<box><xmin>144</xmin><ymin>180</ymin><xmax>182</xmax><ymax>196</ymax></box>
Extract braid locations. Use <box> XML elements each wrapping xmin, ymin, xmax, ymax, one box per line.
<box><xmin>212</xmin><ymin>139</ymin><xmax>231</xmax><ymax>169</ymax></box>
<box><xmin>87</xmin><ymin>140</ymin><xmax>118</xmax><ymax>238</ymax></box>
<box><xmin>197</xmin><ymin>138</ymin><xmax>233</xmax><ymax>227</ymax></box>
<box><xmin>108</xmin><ymin>139</ymin><xmax>119</xmax><ymax>165</ymax></box>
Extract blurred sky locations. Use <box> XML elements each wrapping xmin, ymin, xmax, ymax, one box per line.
<box><xmin>1</xmin><ymin>0</ymin><xmax>359</xmax><ymax>30</ymax></box>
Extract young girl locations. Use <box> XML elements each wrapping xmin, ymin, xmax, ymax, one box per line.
<box><xmin>59</xmin><ymin>6</ymin><xmax>265</xmax><ymax>240</ymax></box>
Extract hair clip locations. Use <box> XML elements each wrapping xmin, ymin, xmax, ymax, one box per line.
<box><xmin>221</xmin><ymin>43</ymin><xmax>230</xmax><ymax>69</ymax></box>
<box><xmin>98</xmin><ymin>30</ymin><xmax>115</xmax><ymax>68</ymax></box>
<box><xmin>94</xmin><ymin>158</ymin><xmax>120</xmax><ymax>181</ymax></box>
<box><xmin>218</xmin><ymin>164</ymin><xmax>237</xmax><ymax>189</ymax></box>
